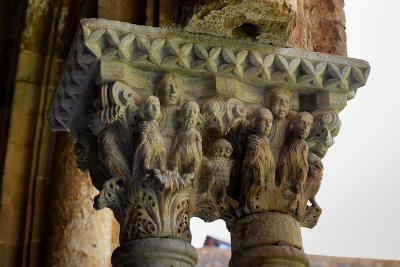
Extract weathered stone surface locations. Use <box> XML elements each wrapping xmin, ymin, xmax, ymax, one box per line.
<box><xmin>230</xmin><ymin>213</ymin><xmax>309</xmax><ymax>267</ymax></box>
<box><xmin>289</xmin><ymin>0</ymin><xmax>347</xmax><ymax>56</ymax></box>
<box><xmin>181</xmin><ymin>0</ymin><xmax>297</xmax><ymax>46</ymax></box>
<box><xmin>231</xmin><ymin>212</ymin><xmax>303</xmax><ymax>251</ymax></box>
<box><xmin>44</xmin><ymin>132</ymin><xmax>115</xmax><ymax>267</ymax></box>
<box><xmin>47</xmin><ymin>18</ymin><xmax>369</xmax><ymax>139</ymax></box>
<box><xmin>98</xmin><ymin>0</ymin><xmax>147</xmax><ymax>25</ymax></box>
<box><xmin>112</xmin><ymin>238</ymin><xmax>198</xmax><ymax>267</ymax></box>
<box><xmin>46</xmin><ymin>18</ymin><xmax>369</xmax><ymax>267</ymax></box>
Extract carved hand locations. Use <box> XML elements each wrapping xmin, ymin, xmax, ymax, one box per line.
<box><xmin>247</xmin><ymin>134</ymin><xmax>261</xmax><ymax>149</ymax></box>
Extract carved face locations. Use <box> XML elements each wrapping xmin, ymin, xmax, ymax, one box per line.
<box><xmin>212</xmin><ymin>145</ymin><xmax>224</xmax><ymax>158</ymax></box>
<box><xmin>255</xmin><ymin>117</ymin><xmax>273</xmax><ymax>137</ymax></box>
<box><xmin>143</xmin><ymin>97</ymin><xmax>161</xmax><ymax>121</ymax></box>
<box><xmin>161</xmin><ymin>77</ymin><xmax>180</xmax><ymax>106</ymax></box>
<box><xmin>209</xmin><ymin>139</ymin><xmax>233</xmax><ymax>159</ymax></box>
<box><xmin>223</xmin><ymin>146</ymin><xmax>233</xmax><ymax>158</ymax></box>
<box><xmin>292</xmin><ymin>115</ymin><xmax>313</xmax><ymax>139</ymax></box>
<box><xmin>270</xmin><ymin>94</ymin><xmax>290</xmax><ymax>120</ymax></box>
<box><xmin>181</xmin><ymin>101</ymin><xmax>199</xmax><ymax>130</ymax></box>
<box><xmin>308</xmin><ymin>124</ymin><xmax>334</xmax><ymax>158</ymax></box>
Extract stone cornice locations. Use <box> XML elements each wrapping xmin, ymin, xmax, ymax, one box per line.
<box><xmin>83</xmin><ymin>18</ymin><xmax>369</xmax><ymax>94</ymax></box>
<box><xmin>48</xmin><ymin>18</ymin><xmax>370</xmax><ymax>136</ymax></box>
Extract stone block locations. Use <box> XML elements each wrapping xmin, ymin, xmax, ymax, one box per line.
<box><xmin>288</xmin><ymin>0</ymin><xmax>347</xmax><ymax>56</ymax></box>
<box><xmin>8</xmin><ymin>112</ymin><xmax>38</xmax><ymax>145</ymax></box>
<box><xmin>215</xmin><ymin>76</ymin><xmax>239</xmax><ymax>96</ymax></box>
<box><xmin>48</xmin><ymin>57</ymin><xmax>65</xmax><ymax>86</ymax></box>
<box><xmin>36</xmin><ymin>132</ymin><xmax>53</xmax><ymax>176</ymax></box>
<box><xmin>3</xmin><ymin>143</ymin><xmax>33</xmax><ymax>177</ymax></box>
<box><xmin>11</xmin><ymin>82</ymin><xmax>41</xmax><ymax>115</ymax></box>
<box><xmin>26</xmin><ymin>241</ymin><xmax>42</xmax><ymax>267</ymax></box>
<box><xmin>30</xmin><ymin>208</ymin><xmax>46</xmax><ymax>242</ymax></box>
<box><xmin>100</xmin><ymin>61</ymin><xmax>154</xmax><ymax>96</ymax></box>
<box><xmin>182</xmin><ymin>0</ymin><xmax>297</xmax><ymax>46</ymax></box>
<box><xmin>0</xmin><ymin>243</ymin><xmax>22</xmax><ymax>267</ymax></box>
<box><xmin>1</xmin><ymin>209</ymin><xmax>26</xmax><ymax>244</ymax></box>
<box><xmin>0</xmin><ymin>174</ymin><xmax>29</xmax><ymax>209</ymax></box>
<box><xmin>15</xmin><ymin>51</ymin><xmax>45</xmax><ymax>83</ymax></box>
<box><xmin>316</xmin><ymin>91</ymin><xmax>347</xmax><ymax>112</ymax></box>
<box><xmin>33</xmin><ymin>176</ymin><xmax>47</xmax><ymax>210</ymax></box>
<box><xmin>0</xmin><ymin>209</ymin><xmax>11</xmax><ymax>242</ymax></box>
<box><xmin>230</xmin><ymin>212</ymin><xmax>303</xmax><ymax>253</ymax></box>
<box><xmin>98</xmin><ymin>0</ymin><xmax>146</xmax><ymax>25</ymax></box>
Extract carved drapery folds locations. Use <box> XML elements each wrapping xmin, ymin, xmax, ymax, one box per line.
<box><xmin>48</xmin><ymin>18</ymin><xmax>369</xmax><ymax>255</ymax></box>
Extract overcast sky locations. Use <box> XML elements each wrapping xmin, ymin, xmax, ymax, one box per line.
<box><xmin>191</xmin><ymin>0</ymin><xmax>400</xmax><ymax>260</ymax></box>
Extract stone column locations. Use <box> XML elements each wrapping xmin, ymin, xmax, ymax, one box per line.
<box><xmin>230</xmin><ymin>213</ymin><xmax>309</xmax><ymax>266</ymax></box>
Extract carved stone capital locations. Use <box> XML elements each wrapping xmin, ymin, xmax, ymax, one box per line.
<box><xmin>47</xmin><ymin>18</ymin><xmax>369</xmax><ymax>266</ymax></box>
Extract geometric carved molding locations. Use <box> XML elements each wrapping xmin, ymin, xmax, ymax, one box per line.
<box><xmin>83</xmin><ymin>19</ymin><xmax>369</xmax><ymax>94</ymax></box>
<box><xmin>49</xmin><ymin>19</ymin><xmax>370</xmax><ymax>138</ymax></box>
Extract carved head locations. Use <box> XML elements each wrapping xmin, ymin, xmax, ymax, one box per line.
<box><xmin>179</xmin><ymin>101</ymin><xmax>200</xmax><ymax>131</ymax></box>
<box><xmin>201</xmin><ymin>98</ymin><xmax>226</xmax><ymax>135</ymax></box>
<box><xmin>250</xmin><ymin>108</ymin><xmax>273</xmax><ymax>137</ymax></box>
<box><xmin>154</xmin><ymin>73</ymin><xmax>183</xmax><ymax>107</ymax></box>
<box><xmin>307</xmin><ymin>111</ymin><xmax>341</xmax><ymax>158</ymax></box>
<box><xmin>208</xmin><ymin>138</ymin><xmax>233</xmax><ymax>159</ymax></box>
<box><xmin>290</xmin><ymin>112</ymin><xmax>313</xmax><ymax>140</ymax></box>
<box><xmin>265</xmin><ymin>87</ymin><xmax>292</xmax><ymax>120</ymax></box>
<box><xmin>140</xmin><ymin>95</ymin><xmax>161</xmax><ymax>121</ymax></box>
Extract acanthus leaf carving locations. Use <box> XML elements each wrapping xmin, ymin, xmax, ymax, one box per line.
<box><xmin>94</xmin><ymin>177</ymin><xmax>125</xmax><ymax>224</ymax></box>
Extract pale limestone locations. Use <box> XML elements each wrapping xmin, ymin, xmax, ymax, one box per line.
<box><xmin>47</xmin><ymin>18</ymin><xmax>370</xmax><ymax>267</ymax></box>
<box><xmin>183</xmin><ymin>0</ymin><xmax>297</xmax><ymax>46</ymax></box>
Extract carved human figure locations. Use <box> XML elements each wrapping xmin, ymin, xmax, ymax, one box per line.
<box><xmin>241</xmin><ymin>108</ymin><xmax>275</xmax><ymax>213</ymax></box>
<box><xmin>276</xmin><ymin>111</ymin><xmax>313</xmax><ymax>214</ymax></box>
<box><xmin>169</xmin><ymin>101</ymin><xmax>202</xmax><ymax>176</ymax></box>
<box><xmin>297</xmin><ymin>111</ymin><xmax>341</xmax><ymax>218</ymax></box>
<box><xmin>200</xmin><ymin>138</ymin><xmax>234</xmax><ymax>203</ymax></box>
<box><xmin>154</xmin><ymin>73</ymin><xmax>183</xmax><ymax>152</ymax></box>
<box><xmin>265</xmin><ymin>87</ymin><xmax>297</xmax><ymax>163</ymax></box>
<box><xmin>201</xmin><ymin>98</ymin><xmax>226</xmax><ymax>136</ymax></box>
<box><xmin>133</xmin><ymin>95</ymin><xmax>167</xmax><ymax>180</ymax></box>
<box><xmin>87</xmin><ymin>112</ymin><xmax>131</xmax><ymax>186</ymax></box>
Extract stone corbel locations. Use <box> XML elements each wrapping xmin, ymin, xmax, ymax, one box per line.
<box><xmin>48</xmin><ymin>18</ymin><xmax>369</xmax><ymax>267</ymax></box>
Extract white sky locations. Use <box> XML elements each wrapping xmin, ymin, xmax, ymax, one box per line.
<box><xmin>191</xmin><ymin>0</ymin><xmax>400</xmax><ymax>260</ymax></box>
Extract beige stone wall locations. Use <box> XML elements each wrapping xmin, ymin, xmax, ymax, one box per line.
<box><xmin>0</xmin><ymin>1</ymin><xmax>57</xmax><ymax>265</ymax></box>
<box><xmin>289</xmin><ymin>0</ymin><xmax>347</xmax><ymax>56</ymax></box>
<box><xmin>0</xmin><ymin>1</ymin><xmax>114</xmax><ymax>266</ymax></box>
<box><xmin>44</xmin><ymin>132</ymin><xmax>115</xmax><ymax>267</ymax></box>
